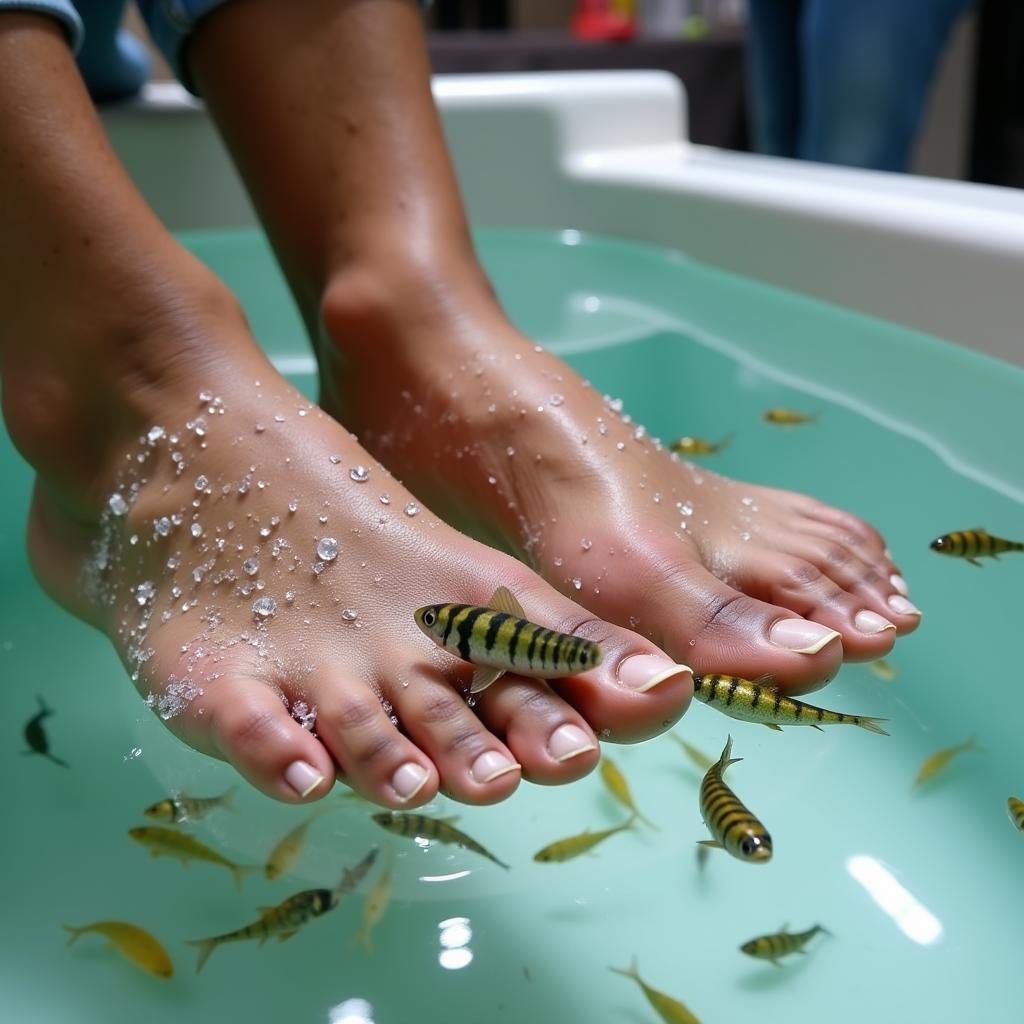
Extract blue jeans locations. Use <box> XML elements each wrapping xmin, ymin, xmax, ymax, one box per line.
<box><xmin>746</xmin><ymin>0</ymin><xmax>975</xmax><ymax>171</ymax></box>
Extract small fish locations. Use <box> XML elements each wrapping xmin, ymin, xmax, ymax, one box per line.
<box><xmin>600</xmin><ymin>757</ymin><xmax>656</xmax><ymax>829</ymax></box>
<box><xmin>371</xmin><ymin>811</ymin><xmax>509</xmax><ymax>869</ymax></box>
<box><xmin>414</xmin><ymin>586</ymin><xmax>603</xmax><ymax>693</ymax></box>
<box><xmin>334</xmin><ymin>846</ymin><xmax>380</xmax><ymax>897</ymax></box>
<box><xmin>128</xmin><ymin>826</ymin><xmax>257</xmax><ymax>891</ymax></box>
<box><xmin>22</xmin><ymin>696</ymin><xmax>69</xmax><ymax>768</ymax></box>
<box><xmin>693</xmin><ymin>673</ymin><xmax>888</xmax><ymax>735</ymax></box>
<box><xmin>144</xmin><ymin>786</ymin><xmax>237</xmax><ymax>824</ymax></box>
<box><xmin>698</xmin><ymin>736</ymin><xmax>772</xmax><ymax>862</ymax></box>
<box><xmin>669</xmin><ymin>734</ymin><xmax>715</xmax><ymax>772</ymax></box>
<box><xmin>930</xmin><ymin>528</ymin><xmax>1023</xmax><ymax>566</ymax></box>
<box><xmin>533</xmin><ymin>817</ymin><xmax>635</xmax><ymax>863</ymax></box>
<box><xmin>741</xmin><ymin>923</ymin><xmax>830</xmax><ymax>967</ymax></box>
<box><xmin>63</xmin><ymin>921</ymin><xmax>173</xmax><ymax>979</ymax></box>
<box><xmin>355</xmin><ymin>853</ymin><xmax>393</xmax><ymax>953</ymax></box>
<box><xmin>609</xmin><ymin>959</ymin><xmax>702</xmax><ymax>1024</ymax></box>
<box><xmin>914</xmin><ymin>736</ymin><xmax>978</xmax><ymax>787</ymax></box>
<box><xmin>871</xmin><ymin>659</ymin><xmax>897</xmax><ymax>681</ymax></box>
<box><xmin>1008</xmin><ymin>797</ymin><xmax>1024</xmax><ymax>832</ymax></box>
<box><xmin>763</xmin><ymin>408</ymin><xmax>816</xmax><ymax>425</ymax></box>
<box><xmin>265</xmin><ymin>806</ymin><xmax>334</xmax><ymax>880</ymax></box>
<box><xmin>668</xmin><ymin>434</ymin><xmax>731</xmax><ymax>456</ymax></box>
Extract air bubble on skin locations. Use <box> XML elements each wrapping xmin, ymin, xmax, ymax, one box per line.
<box><xmin>191</xmin><ymin>523</ymin><xmax>203</xmax><ymax>538</ymax></box>
<box><xmin>319</xmin><ymin>514</ymin><xmax>329</xmax><ymax>524</ymax></box>
<box><xmin>740</xmin><ymin>531</ymin><xmax>751</xmax><ymax>541</ymax></box>
<box><xmin>192</xmin><ymin>417</ymin><xmax>207</xmax><ymax>437</ymax></box>
<box><xmin>506</xmin><ymin>447</ymin><xmax>515</xmax><ymax>457</ymax></box>
<box><xmin>341</xmin><ymin>608</ymin><xmax>358</xmax><ymax>623</ymax></box>
<box><xmin>242</xmin><ymin>558</ymin><xmax>259</xmax><ymax>577</ymax></box>
<box><xmin>605</xmin><ymin>396</ymin><xmax>624</xmax><ymax>414</ymax></box>
<box><xmin>316</xmin><ymin>537</ymin><xmax>339</xmax><ymax>562</ymax></box>
<box><xmin>285</xmin><ymin>591</ymin><xmax>295</xmax><ymax>604</ymax></box>
<box><xmin>553</xmin><ymin>556</ymin><xmax>564</xmax><ymax>568</ymax></box>
<box><xmin>653</xmin><ymin>493</ymin><xmax>662</xmax><ymax>504</ymax></box>
<box><xmin>629</xmin><ymin>615</ymin><xmax>639</xmax><ymax>629</ymax></box>
<box><xmin>404</xmin><ymin>502</ymin><xmax>420</xmax><ymax>517</ymax></box>
<box><xmin>252</xmin><ymin>596</ymin><xmax>277</xmax><ymax>620</ymax></box>
<box><xmin>487</xmin><ymin>404</ymin><xmax>497</xmax><ymax>414</ymax></box>
<box><xmin>129</xmin><ymin>535</ymin><xmax>139</xmax><ymax>546</ymax></box>
<box><xmin>171</xmin><ymin>585</ymin><xmax>182</xmax><ymax>599</ymax></box>
<box><xmin>259</xmin><ymin>526</ymin><xmax>272</xmax><ymax>538</ymax></box>
<box><xmin>350</xmin><ymin>465</ymin><xmax>370</xmax><ymax>483</ymax></box>
<box><xmin>150</xmin><ymin>676</ymin><xmax>203</xmax><ymax>721</ymax></box>
<box><xmin>154</xmin><ymin>517</ymin><xmax>172</xmax><ymax>537</ymax></box>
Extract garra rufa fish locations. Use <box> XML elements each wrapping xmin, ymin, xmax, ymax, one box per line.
<box><xmin>414</xmin><ymin>586</ymin><xmax>603</xmax><ymax>693</ymax></box>
<box><xmin>265</xmin><ymin>805</ymin><xmax>336</xmax><ymax>880</ymax></box>
<box><xmin>600</xmin><ymin>757</ymin><xmax>656</xmax><ymax>829</ymax></box>
<box><xmin>930</xmin><ymin>528</ymin><xmax>1023</xmax><ymax>566</ymax></box>
<box><xmin>763</xmin><ymin>408</ymin><xmax>816</xmax><ymax>425</ymax></box>
<box><xmin>144</xmin><ymin>786</ymin><xmax>236</xmax><ymax>824</ymax></box>
<box><xmin>741</xmin><ymin>923</ymin><xmax>830</xmax><ymax>967</ymax></box>
<box><xmin>533</xmin><ymin>817</ymin><xmax>635</xmax><ymax>863</ymax></box>
<box><xmin>128</xmin><ymin>826</ymin><xmax>257</xmax><ymax>891</ymax></box>
<box><xmin>698</xmin><ymin>736</ymin><xmax>772</xmax><ymax>862</ymax></box>
<box><xmin>1008</xmin><ymin>797</ymin><xmax>1024</xmax><ymax>832</ymax></box>
<box><xmin>63</xmin><ymin>921</ymin><xmax>173</xmax><ymax>979</ymax></box>
<box><xmin>371</xmin><ymin>811</ymin><xmax>509</xmax><ymax>869</ymax></box>
<box><xmin>692</xmin><ymin>673</ymin><xmax>888</xmax><ymax>735</ymax></box>
<box><xmin>668</xmin><ymin>434</ymin><xmax>731</xmax><ymax>456</ymax></box>
<box><xmin>609</xmin><ymin>959</ymin><xmax>703</xmax><ymax>1024</ymax></box>
<box><xmin>22</xmin><ymin>696</ymin><xmax>68</xmax><ymax>768</ymax></box>
<box><xmin>914</xmin><ymin>736</ymin><xmax>978</xmax><ymax>787</ymax></box>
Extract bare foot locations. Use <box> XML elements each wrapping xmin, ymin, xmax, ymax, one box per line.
<box><xmin>8</xmin><ymin>302</ymin><xmax>693</xmax><ymax>808</ymax></box>
<box><xmin>320</xmin><ymin>267</ymin><xmax>921</xmax><ymax>694</ymax></box>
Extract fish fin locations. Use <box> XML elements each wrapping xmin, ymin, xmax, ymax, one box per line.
<box><xmin>856</xmin><ymin>717</ymin><xmax>890</xmax><ymax>737</ymax></box>
<box><xmin>440</xmin><ymin>815</ymin><xmax>461</xmax><ymax>825</ymax></box>
<box><xmin>779</xmin><ymin>922</ymin><xmax>789</xmax><ymax>933</ymax></box>
<box><xmin>816</xmin><ymin>924</ymin><xmax>833</xmax><ymax>938</ymax></box>
<box><xmin>809</xmin><ymin>723</ymin><xmax>824</xmax><ymax>733</ymax></box>
<box><xmin>36</xmin><ymin>695</ymin><xmax>52</xmax><ymax>715</ymax></box>
<box><xmin>794</xmin><ymin>949</ymin><xmax>807</xmax><ymax>956</ymax></box>
<box><xmin>277</xmin><ymin>930</ymin><xmax>298</xmax><ymax>943</ymax></box>
<box><xmin>470</xmin><ymin>666</ymin><xmax>505</xmax><ymax>694</ymax></box>
<box><xmin>608</xmin><ymin>958</ymin><xmax>642</xmax><ymax>983</ymax></box>
<box><xmin>220</xmin><ymin>785</ymin><xmax>238</xmax><ymax>811</ymax></box>
<box><xmin>636</xmin><ymin>810</ymin><xmax>660</xmax><ymax>831</ymax></box>
<box><xmin>62</xmin><ymin>925</ymin><xmax>83</xmax><ymax>946</ymax></box>
<box><xmin>231</xmin><ymin>865</ymin><xmax>258</xmax><ymax>892</ymax></box>
<box><xmin>357</xmin><ymin>930</ymin><xmax>373</xmax><ymax>955</ymax></box>
<box><xmin>488</xmin><ymin>586</ymin><xmax>526</xmax><ymax>618</ymax></box>
<box><xmin>186</xmin><ymin>938</ymin><xmax>217</xmax><ymax>974</ymax></box>
<box><xmin>763</xmin><ymin>723</ymin><xmax>783</xmax><ymax>732</ymax></box>
<box><xmin>46</xmin><ymin>752</ymin><xmax>70</xmax><ymax>768</ymax></box>
<box><xmin>697</xmin><ymin>840</ymin><xmax>722</xmax><ymax>849</ymax></box>
<box><xmin>257</xmin><ymin>906</ymin><xmax>276</xmax><ymax>916</ymax></box>
<box><xmin>967</xmin><ymin>558</ymin><xmax>982</xmax><ymax>567</ymax></box>
<box><xmin>770</xmin><ymin>959</ymin><xmax>784</xmax><ymax>968</ymax></box>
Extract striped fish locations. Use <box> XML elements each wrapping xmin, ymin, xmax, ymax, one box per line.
<box><xmin>1008</xmin><ymin>797</ymin><xmax>1024</xmax><ymax>832</ymax></box>
<box><xmin>144</xmin><ymin>786</ymin><xmax>236</xmax><ymax>824</ymax></box>
<box><xmin>693</xmin><ymin>674</ymin><xmax>888</xmax><ymax>735</ymax></box>
<box><xmin>741</xmin><ymin>923</ymin><xmax>830</xmax><ymax>967</ymax></box>
<box><xmin>371</xmin><ymin>811</ymin><xmax>509</xmax><ymax>869</ymax></box>
<box><xmin>414</xmin><ymin>586</ymin><xmax>603</xmax><ymax>693</ymax></box>
<box><xmin>698</xmin><ymin>736</ymin><xmax>772</xmax><ymax>862</ymax></box>
<box><xmin>533</xmin><ymin>817</ymin><xmax>635</xmax><ymax>863</ymax></box>
<box><xmin>763</xmin><ymin>408</ymin><xmax>816</xmax><ymax>425</ymax></box>
<box><xmin>930</xmin><ymin>528</ymin><xmax>1023</xmax><ymax>565</ymax></box>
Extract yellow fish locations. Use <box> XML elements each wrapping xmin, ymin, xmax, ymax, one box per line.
<box><xmin>371</xmin><ymin>811</ymin><xmax>509</xmax><ymax>869</ymax></box>
<box><xmin>763</xmin><ymin>408</ymin><xmax>816</xmax><ymax>425</ymax></box>
<box><xmin>609</xmin><ymin>959</ymin><xmax>702</xmax><ymax>1024</ymax></box>
<box><xmin>265</xmin><ymin>806</ymin><xmax>335</xmax><ymax>880</ymax></box>
<box><xmin>533</xmin><ymin>817</ymin><xmax>635</xmax><ymax>863</ymax></box>
<box><xmin>355</xmin><ymin>853</ymin><xmax>393</xmax><ymax>953</ymax></box>
<box><xmin>698</xmin><ymin>737</ymin><xmax>772</xmax><ymax>862</ymax></box>
<box><xmin>63</xmin><ymin>921</ymin><xmax>173</xmax><ymax>979</ymax></box>
<box><xmin>741</xmin><ymin>923</ymin><xmax>830</xmax><ymax>967</ymax></box>
<box><xmin>414</xmin><ymin>586</ymin><xmax>603</xmax><ymax>693</ymax></box>
<box><xmin>128</xmin><ymin>826</ymin><xmax>257</xmax><ymax>891</ymax></box>
<box><xmin>668</xmin><ymin>434</ymin><xmax>731</xmax><ymax>456</ymax></box>
<box><xmin>930</xmin><ymin>528</ymin><xmax>1023</xmax><ymax>566</ymax></box>
<box><xmin>144</xmin><ymin>786</ymin><xmax>236</xmax><ymax>824</ymax></box>
<box><xmin>1008</xmin><ymin>797</ymin><xmax>1024</xmax><ymax>832</ymax></box>
<box><xmin>870</xmin><ymin>659</ymin><xmax>897</xmax><ymax>681</ymax></box>
<box><xmin>187</xmin><ymin>848</ymin><xmax>377</xmax><ymax>973</ymax></box>
<box><xmin>600</xmin><ymin>757</ymin><xmax>656</xmax><ymax>829</ymax></box>
<box><xmin>669</xmin><ymin>734</ymin><xmax>715</xmax><ymax>772</ymax></box>
<box><xmin>914</xmin><ymin>736</ymin><xmax>978</xmax><ymax>787</ymax></box>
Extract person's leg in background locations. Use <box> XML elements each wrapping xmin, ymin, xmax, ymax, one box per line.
<box><xmin>745</xmin><ymin>0</ymin><xmax>804</xmax><ymax>157</ymax></box>
<box><xmin>800</xmin><ymin>0</ymin><xmax>975</xmax><ymax>170</ymax></box>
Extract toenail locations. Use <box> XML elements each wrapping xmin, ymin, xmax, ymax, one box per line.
<box><xmin>392</xmin><ymin>762</ymin><xmax>430</xmax><ymax>803</ymax></box>
<box><xmin>285</xmin><ymin>760</ymin><xmax>325</xmax><ymax>798</ymax></box>
<box><xmin>547</xmin><ymin>723</ymin><xmax>597</xmax><ymax>763</ymax></box>
<box><xmin>854</xmin><ymin>610</ymin><xmax>897</xmax><ymax>634</ymax></box>
<box><xmin>890</xmin><ymin>573</ymin><xmax>909</xmax><ymax>596</ymax></box>
<box><xmin>470</xmin><ymin>751</ymin><xmax>521</xmax><ymax>784</ymax></box>
<box><xmin>617</xmin><ymin>655</ymin><xmax>693</xmax><ymax>693</ymax></box>
<box><xmin>887</xmin><ymin>594</ymin><xmax>921</xmax><ymax>617</ymax></box>
<box><xmin>768</xmin><ymin>618</ymin><xmax>841</xmax><ymax>654</ymax></box>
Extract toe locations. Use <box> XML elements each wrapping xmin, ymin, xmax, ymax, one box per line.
<box><xmin>311</xmin><ymin>668</ymin><xmax>438</xmax><ymax>808</ymax></box>
<box><xmin>190</xmin><ymin>677</ymin><xmax>337</xmax><ymax>803</ymax></box>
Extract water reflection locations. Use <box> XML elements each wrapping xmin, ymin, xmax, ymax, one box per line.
<box><xmin>419</xmin><ymin>870</ymin><xmax>472</xmax><ymax>884</ymax></box>
<box><xmin>328</xmin><ymin>997</ymin><xmax>374</xmax><ymax>1024</ymax></box>
<box><xmin>438</xmin><ymin>916</ymin><xmax>473</xmax><ymax>970</ymax></box>
<box><xmin>846</xmin><ymin>855</ymin><xmax>943</xmax><ymax>945</ymax></box>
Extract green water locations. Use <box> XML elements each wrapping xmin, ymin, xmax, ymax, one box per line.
<box><xmin>2</xmin><ymin>229</ymin><xmax>1021</xmax><ymax>1023</ymax></box>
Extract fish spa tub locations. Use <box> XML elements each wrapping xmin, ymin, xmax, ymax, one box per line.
<box><xmin>2</xmin><ymin>73</ymin><xmax>1021</xmax><ymax>1023</ymax></box>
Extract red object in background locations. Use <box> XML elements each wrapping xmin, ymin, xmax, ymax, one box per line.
<box><xmin>571</xmin><ymin>0</ymin><xmax>636</xmax><ymax>41</ymax></box>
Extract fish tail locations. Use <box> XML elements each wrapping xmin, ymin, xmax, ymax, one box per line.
<box><xmin>220</xmin><ymin>785</ymin><xmax>239</xmax><ymax>811</ymax></box>
<box><xmin>62</xmin><ymin>924</ymin><xmax>83</xmax><ymax>946</ymax></box>
<box><xmin>814</xmin><ymin>924</ymin><xmax>833</xmax><ymax>938</ymax></box>
<box><xmin>719</xmin><ymin>735</ymin><xmax>741</xmax><ymax>771</ymax></box>
<box><xmin>636</xmin><ymin>809</ymin><xmax>659</xmax><ymax>831</ymax></box>
<box><xmin>608</xmin><ymin>957</ymin><xmax>641</xmax><ymax>983</ymax></box>
<box><xmin>231</xmin><ymin>864</ymin><xmax>258</xmax><ymax>892</ymax></box>
<box><xmin>357</xmin><ymin>928</ymin><xmax>373</xmax><ymax>955</ymax></box>
<box><xmin>36</xmin><ymin>695</ymin><xmax>52</xmax><ymax>715</ymax></box>
<box><xmin>186</xmin><ymin>938</ymin><xmax>217</xmax><ymax>974</ymax></box>
<box><xmin>856</xmin><ymin>717</ymin><xmax>890</xmax><ymax>736</ymax></box>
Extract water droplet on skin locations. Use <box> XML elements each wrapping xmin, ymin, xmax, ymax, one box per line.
<box><xmin>146</xmin><ymin>426</ymin><xmax>165</xmax><ymax>444</ymax></box>
<box><xmin>549</xmin><ymin>393</ymin><xmax>564</xmax><ymax>407</ymax></box>
<box><xmin>571</xmin><ymin>577</ymin><xmax>582</xmax><ymax>590</ymax></box>
<box><xmin>580</xmin><ymin>538</ymin><xmax>592</xmax><ymax>551</ymax></box>
<box><xmin>379</xmin><ymin>494</ymin><xmax>390</xmax><ymax>505</ymax></box>
<box><xmin>154</xmin><ymin>517</ymin><xmax>172</xmax><ymax>537</ymax></box>
<box><xmin>167</xmin><ymin>557</ymin><xmax>179</xmax><ymax>570</ymax></box>
<box><xmin>257</xmin><ymin>480</ymin><xmax>267</xmax><ymax>490</ymax></box>
<box><xmin>329</xmin><ymin>454</ymin><xmax>342</xmax><ymax>465</ymax></box>
<box><xmin>553</xmin><ymin>556</ymin><xmax>564</xmax><ymax>567</ymax></box>
<box><xmin>238</xmin><ymin>476</ymin><xmax>251</xmax><ymax>494</ymax></box>
<box><xmin>298</xmin><ymin>408</ymin><xmax>307</xmax><ymax>417</ymax></box>
<box><xmin>677</xmin><ymin>501</ymin><xmax>694</xmax><ymax>516</ymax></box>
<box><xmin>288</xmin><ymin>499</ymin><xmax>299</xmax><ymax>513</ymax></box>
<box><xmin>488</xmin><ymin>476</ymin><xmax>497</xmax><ymax>485</ymax></box>
<box><xmin>404</xmin><ymin>502</ymin><xmax>420</xmax><ymax>517</ymax></box>
<box><xmin>506</xmin><ymin>447</ymin><xmax>515</xmax><ymax>457</ymax></box>
<box><xmin>255</xmin><ymin>422</ymin><xmax>265</xmax><ymax>434</ymax></box>
<box><xmin>316</xmin><ymin>537</ymin><xmax>339</xmax><ymax>562</ymax></box>
<box><xmin>634</xmin><ymin>426</ymin><xmax>646</xmax><ymax>440</ymax></box>
<box><xmin>242</xmin><ymin>558</ymin><xmax>259</xmax><ymax>576</ymax></box>
<box><xmin>194</xmin><ymin>475</ymin><xmax>208</xmax><ymax>491</ymax></box>
<box><xmin>318</xmin><ymin>514</ymin><xmax>328</xmax><ymax>524</ymax></box>
<box><xmin>192</xmin><ymin>417</ymin><xmax>207</xmax><ymax>437</ymax></box>
<box><xmin>487</xmin><ymin>403</ymin><xmax>497</xmax><ymax>414</ymax></box>
<box><xmin>312</xmin><ymin>561</ymin><xmax>326</xmax><ymax>575</ymax></box>
<box><xmin>198</xmin><ymin>389</ymin><xmax>213</xmax><ymax>402</ymax></box>
<box><xmin>341</xmin><ymin>608</ymin><xmax>358</xmax><ymax>623</ymax></box>
<box><xmin>615</xmin><ymin>442</ymin><xmax>625</xmax><ymax>451</ymax></box>
<box><xmin>252</xmin><ymin>596</ymin><xmax>277</xmax><ymax>620</ymax></box>
<box><xmin>135</xmin><ymin>581</ymin><xmax>155</xmax><ymax>606</ymax></box>
<box><xmin>259</xmin><ymin>527</ymin><xmax>271</xmax><ymax>538</ymax></box>
<box><xmin>285</xmin><ymin>591</ymin><xmax>295</xmax><ymax>603</ymax></box>
<box><xmin>740</xmin><ymin>531</ymin><xmax>751</xmax><ymax>541</ymax></box>
<box><xmin>108</xmin><ymin>493</ymin><xmax>129</xmax><ymax>516</ymax></box>
<box><xmin>190</xmin><ymin>523</ymin><xmax>203</xmax><ymax>538</ymax></box>
<box><xmin>274</xmin><ymin>414</ymin><xmax>285</xmax><ymax>423</ymax></box>
<box><xmin>349</xmin><ymin>465</ymin><xmax>370</xmax><ymax>483</ymax></box>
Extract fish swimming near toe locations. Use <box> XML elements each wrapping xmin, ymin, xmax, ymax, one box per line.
<box><xmin>763</xmin><ymin>408</ymin><xmax>816</xmax><ymax>425</ymax></box>
<box><xmin>533</xmin><ymin>817</ymin><xmax>636</xmax><ymax>863</ymax></box>
<box><xmin>669</xmin><ymin>734</ymin><xmax>715</xmax><ymax>772</ymax></box>
<box><xmin>698</xmin><ymin>736</ymin><xmax>772</xmax><ymax>863</ymax></box>
<box><xmin>914</xmin><ymin>736</ymin><xmax>978</xmax><ymax>787</ymax></box>
<box><xmin>22</xmin><ymin>696</ymin><xmax>69</xmax><ymax>768</ymax></box>
<box><xmin>371</xmin><ymin>811</ymin><xmax>509</xmax><ymax>869</ymax></box>
<box><xmin>128</xmin><ymin>826</ymin><xmax>257</xmax><ymax>890</ymax></box>
<box><xmin>63</xmin><ymin>921</ymin><xmax>173</xmax><ymax>979</ymax></box>
<box><xmin>741</xmin><ymin>923</ymin><xmax>830</xmax><ymax>967</ymax></box>
<box><xmin>1008</xmin><ymin>797</ymin><xmax>1024</xmax><ymax>832</ymax></box>
<box><xmin>144</xmin><ymin>786</ymin><xmax>237</xmax><ymax>824</ymax></box>
<box><xmin>600</xmin><ymin>757</ymin><xmax>656</xmax><ymax>829</ymax></box>
<box><xmin>692</xmin><ymin>673</ymin><xmax>888</xmax><ymax>735</ymax></box>
<box><xmin>929</xmin><ymin>528</ymin><xmax>1023</xmax><ymax>565</ymax></box>
<box><xmin>414</xmin><ymin>586</ymin><xmax>603</xmax><ymax>693</ymax></box>
<box><xmin>264</xmin><ymin>806</ymin><xmax>335</xmax><ymax>880</ymax></box>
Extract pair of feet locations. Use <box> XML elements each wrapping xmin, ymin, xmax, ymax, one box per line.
<box><xmin>14</xmin><ymin>259</ymin><xmax>920</xmax><ymax>811</ymax></box>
